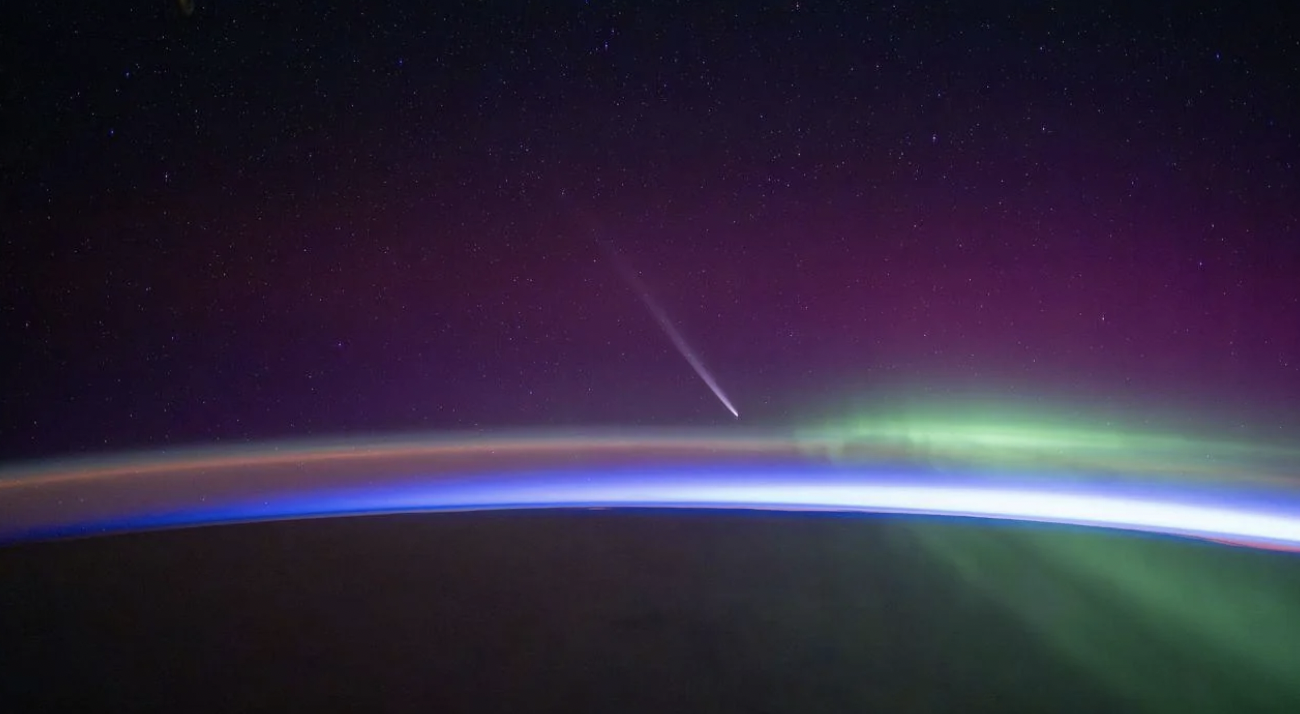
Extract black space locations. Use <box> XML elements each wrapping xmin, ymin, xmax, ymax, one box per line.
<box><xmin>4</xmin><ymin>1</ymin><xmax>1300</xmax><ymax>458</ymax></box>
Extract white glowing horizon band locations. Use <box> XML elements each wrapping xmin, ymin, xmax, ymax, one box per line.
<box><xmin>286</xmin><ymin>475</ymin><xmax>1300</xmax><ymax>550</ymax></box>
<box><xmin>576</xmin><ymin>482</ymin><xmax>1300</xmax><ymax>546</ymax></box>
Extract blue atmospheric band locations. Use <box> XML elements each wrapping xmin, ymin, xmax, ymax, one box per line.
<box><xmin>5</xmin><ymin>461</ymin><xmax>1300</xmax><ymax>550</ymax></box>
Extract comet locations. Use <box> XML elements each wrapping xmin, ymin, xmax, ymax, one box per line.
<box><xmin>601</xmin><ymin>242</ymin><xmax>739</xmax><ymax>418</ymax></box>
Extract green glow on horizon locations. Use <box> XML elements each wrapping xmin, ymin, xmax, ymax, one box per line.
<box><xmin>796</xmin><ymin>395</ymin><xmax>1300</xmax><ymax>485</ymax></box>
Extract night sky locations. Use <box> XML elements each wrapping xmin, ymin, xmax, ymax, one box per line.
<box><xmin>4</xmin><ymin>2</ymin><xmax>1298</xmax><ymax>460</ymax></box>
<box><xmin>5</xmin><ymin>4</ymin><xmax>1300</xmax><ymax>711</ymax></box>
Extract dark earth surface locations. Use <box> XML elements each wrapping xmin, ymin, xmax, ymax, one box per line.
<box><xmin>3</xmin><ymin>512</ymin><xmax>1297</xmax><ymax>712</ymax></box>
